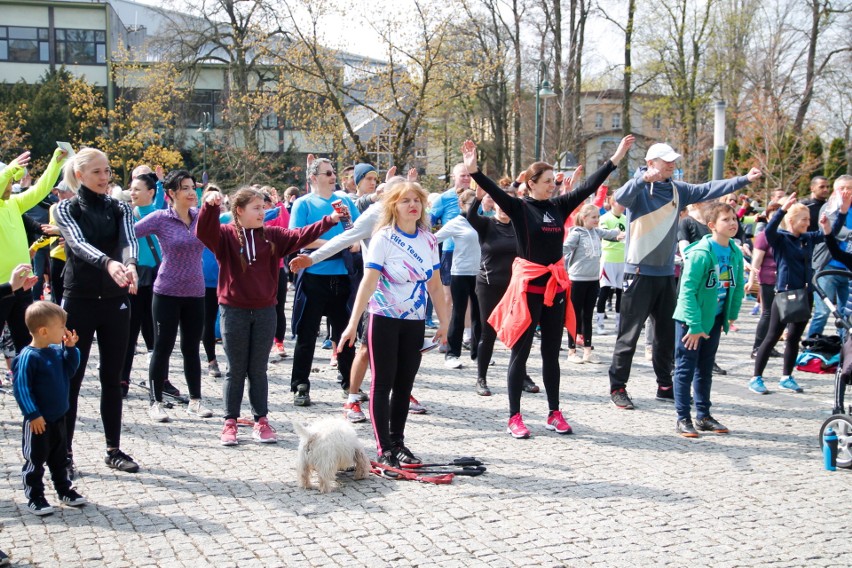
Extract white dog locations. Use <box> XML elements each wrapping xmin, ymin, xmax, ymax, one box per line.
<box><xmin>292</xmin><ymin>417</ymin><xmax>372</xmax><ymax>493</ymax></box>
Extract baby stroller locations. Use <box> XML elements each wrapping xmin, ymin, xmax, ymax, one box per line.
<box><xmin>813</xmin><ymin>268</ymin><xmax>852</xmax><ymax>468</ymax></box>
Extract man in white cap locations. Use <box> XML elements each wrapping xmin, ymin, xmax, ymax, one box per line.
<box><xmin>607</xmin><ymin>142</ymin><xmax>762</xmax><ymax>410</ymax></box>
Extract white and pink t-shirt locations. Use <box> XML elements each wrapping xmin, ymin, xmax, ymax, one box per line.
<box><xmin>364</xmin><ymin>225</ymin><xmax>440</xmax><ymax>320</ymax></box>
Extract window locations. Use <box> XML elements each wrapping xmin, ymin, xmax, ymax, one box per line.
<box><xmin>611</xmin><ymin>113</ymin><xmax>621</xmax><ymax>129</ymax></box>
<box><xmin>55</xmin><ymin>29</ymin><xmax>107</xmax><ymax>65</ymax></box>
<box><xmin>653</xmin><ymin>115</ymin><xmax>662</xmax><ymax>130</ymax></box>
<box><xmin>0</xmin><ymin>26</ymin><xmax>50</xmax><ymax>63</ymax></box>
<box><xmin>186</xmin><ymin>90</ymin><xmax>223</xmax><ymax>127</ymax></box>
<box><xmin>594</xmin><ymin>112</ymin><xmax>603</xmax><ymax>129</ymax></box>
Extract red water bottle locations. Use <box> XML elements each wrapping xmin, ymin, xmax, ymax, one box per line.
<box><xmin>331</xmin><ymin>199</ymin><xmax>353</xmax><ymax>230</ymax></box>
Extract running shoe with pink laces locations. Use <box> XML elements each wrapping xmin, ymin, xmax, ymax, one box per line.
<box><xmin>221</xmin><ymin>419</ymin><xmax>238</xmax><ymax>446</ymax></box>
<box><xmin>343</xmin><ymin>401</ymin><xmax>366</xmax><ymax>423</ymax></box>
<box><xmin>507</xmin><ymin>413</ymin><xmax>531</xmax><ymax>439</ymax></box>
<box><xmin>545</xmin><ymin>410</ymin><xmax>573</xmax><ymax>434</ymax></box>
<box><xmin>252</xmin><ymin>416</ymin><xmax>277</xmax><ymax>443</ymax></box>
<box><xmin>408</xmin><ymin>395</ymin><xmax>427</xmax><ymax>414</ymax></box>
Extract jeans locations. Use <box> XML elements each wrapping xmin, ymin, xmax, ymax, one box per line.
<box><xmin>673</xmin><ymin>316</ymin><xmax>723</xmax><ymax>421</ymax></box>
<box><xmin>808</xmin><ymin>273</ymin><xmax>849</xmax><ymax>338</ymax></box>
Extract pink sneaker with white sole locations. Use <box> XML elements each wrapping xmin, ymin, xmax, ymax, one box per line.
<box><xmin>507</xmin><ymin>413</ymin><xmax>531</xmax><ymax>439</ymax></box>
<box><xmin>545</xmin><ymin>410</ymin><xmax>573</xmax><ymax>434</ymax></box>
<box><xmin>252</xmin><ymin>417</ymin><xmax>277</xmax><ymax>443</ymax></box>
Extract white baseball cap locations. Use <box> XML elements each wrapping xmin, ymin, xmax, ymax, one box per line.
<box><xmin>645</xmin><ymin>143</ymin><xmax>681</xmax><ymax>162</ymax></box>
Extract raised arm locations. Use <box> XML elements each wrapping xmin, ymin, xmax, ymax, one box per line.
<box><xmin>462</xmin><ymin>140</ymin><xmax>522</xmax><ymax>217</ymax></box>
<box><xmin>195</xmin><ymin>192</ymin><xmax>224</xmax><ymax>252</ymax></box>
<box><xmin>10</xmin><ymin>149</ymin><xmax>67</xmax><ymax>214</ymax></box>
<box><xmin>556</xmin><ymin>135</ymin><xmax>634</xmax><ymax>213</ymax></box>
<box><xmin>466</xmin><ymin>196</ymin><xmax>490</xmax><ymax>240</ymax></box>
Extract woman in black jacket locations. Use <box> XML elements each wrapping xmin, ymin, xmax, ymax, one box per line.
<box><xmin>55</xmin><ymin>148</ymin><xmax>141</xmax><ymax>477</ymax></box>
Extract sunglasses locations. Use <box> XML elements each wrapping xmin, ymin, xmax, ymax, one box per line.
<box><xmin>317</xmin><ymin>170</ymin><xmax>336</xmax><ymax>177</ymax></box>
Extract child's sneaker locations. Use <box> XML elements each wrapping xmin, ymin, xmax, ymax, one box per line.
<box><xmin>57</xmin><ymin>489</ymin><xmax>87</xmax><ymax>507</ymax></box>
<box><xmin>252</xmin><ymin>417</ymin><xmax>277</xmax><ymax>443</ymax></box>
<box><xmin>220</xmin><ymin>419</ymin><xmax>238</xmax><ymax>446</ymax></box>
<box><xmin>545</xmin><ymin>410</ymin><xmax>573</xmax><ymax>434</ymax></box>
<box><xmin>748</xmin><ymin>376</ymin><xmax>769</xmax><ymax>395</ymax></box>
<box><xmin>507</xmin><ymin>413</ymin><xmax>531</xmax><ymax>439</ymax></box>
<box><xmin>28</xmin><ymin>496</ymin><xmax>54</xmax><ymax>516</ymax></box>
<box><xmin>779</xmin><ymin>376</ymin><xmax>803</xmax><ymax>393</ymax></box>
<box><xmin>187</xmin><ymin>399</ymin><xmax>214</xmax><ymax>418</ymax></box>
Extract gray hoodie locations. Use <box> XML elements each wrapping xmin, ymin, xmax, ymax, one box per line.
<box><xmin>563</xmin><ymin>226</ymin><xmax>620</xmax><ymax>281</ymax></box>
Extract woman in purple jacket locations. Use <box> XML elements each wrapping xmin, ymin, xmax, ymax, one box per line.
<box><xmin>135</xmin><ymin>170</ymin><xmax>212</xmax><ymax>422</ymax></box>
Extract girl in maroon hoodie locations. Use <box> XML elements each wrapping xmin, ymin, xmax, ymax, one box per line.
<box><xmin>196</xmin><ymin>188</ymin><xmax>340</xmax><ymax>446</ymax></box>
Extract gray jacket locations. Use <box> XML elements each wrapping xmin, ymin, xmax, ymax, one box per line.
<box><xmin>563</xmin><ymin>226</ymin><xmax>621</xmax><ymax>281</ymax></box>
<box><xmin>813</xmin><ymin>203</ymin><xmax>852</xmax><ymax>271</ymax></box>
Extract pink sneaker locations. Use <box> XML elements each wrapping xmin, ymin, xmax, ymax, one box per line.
<box><xmin>220</xmin><ymin>419</ymin><xmax>238</xmax><ymax>446</ymax></box>
<box><xmin>545</xmin><ymin>410</ymin><xmax>573</xmax><ymax>434</ymax></box>
<box><xmin>252</xmin><ymin>417</ymin><xmax>277</xmax><ymax>444</ymax></box>
<box><xmin>507</xmin><ymin>413</ymin><xmax>530</xmax><ymax>439</ymax></box>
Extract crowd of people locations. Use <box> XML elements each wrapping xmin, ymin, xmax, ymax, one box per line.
<box><xmin>3</xmin><ymin>137</ymin><xmax>852</xmax><ymax>512</ymax></box>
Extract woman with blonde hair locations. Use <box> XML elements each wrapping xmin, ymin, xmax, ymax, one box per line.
<box><xmin>339</xmin><ymin>181</ymin><xmax>450</xmax><ymax>473</ymax></box>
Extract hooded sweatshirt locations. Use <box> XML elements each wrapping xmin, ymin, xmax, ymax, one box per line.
<box><xmin>563</xmin><ymin>226</ymin><xmax>621</xmax><ymax>281</ymax></box>
<box><xmin>615</xmin><ymin>167</ymin><xmax>751</xmax><ymax>277</ymax></box>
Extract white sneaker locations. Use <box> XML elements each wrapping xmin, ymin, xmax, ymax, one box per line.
<box><xmin>444</xmin><ymin>356</ymin><xmax>462</xmax><ymax>369</ymax></box>
<box><xmin>149</xmin><ymin>402</ymin><xmax>170</xmax><ymax>423</ymax></box>
<box><xmin>596</xmin><ymin>323</ymin><xmax>610</xmax><ymax>335</ymax></box>
<box><xmin>583</xmin><ymin>350</ymin><xmax>600</xmax><ymax>364</ymax></box>
<box><xmin>187</xmin><ymin>399</ymin><xmax>214</xmax><ymax>418</ymax></box>
<box><xmin>567</xmin><ymin>353</ymin><xmax>584</xmax><ymax>364</ymax></box>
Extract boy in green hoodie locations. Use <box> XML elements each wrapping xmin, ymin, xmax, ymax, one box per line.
<box><xmin>672</xmin><ymin>202</ymin><xmax>744</xmax><ymax>437</ymax></box>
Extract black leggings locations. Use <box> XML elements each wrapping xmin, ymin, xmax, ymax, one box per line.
<box><xmin>448</xmin><ymin>275</ymin><xmax>481</xmax><ymax>359</ymax></box>
<box><xmin>476</xmin><ymin>279</ymin><xmax>508</xmax><ymax>380</ymax></box>
<box><xmin>367</xmin><ymin>314</ymin><xmax>424</xmax><ymax>457</ymax></box>
<box><xmin>752</xmin><ymin>284</ymin><xmax>776</xmax><ymax>351</ymax></box>
<box><xmin>150</xmin><ymin>293</ymin><xmax>204</xmax><ymax>402</ymax></box>
<box><xmin>202</xmin><ymin>287</ymin><xmax>219</xmax><ymax>362</ymax></box>
<box><xmin>0</xmin><ymin>289</ymin><xmax>33</xmax><ymax>352</ymax></box>
<box><xmin>63</xmin><ymin>295</ymin><xmax>130</xmax><ymax>452</ymax></box>
<box><xmin>596</xmin><ymin>286</ymin><xmax>621</xmax><ymax>314</ymax></box>
<box><xmin>121</xmin><ymin>283</ymin><xmax>154</xmax><ymax>385</ymax></box>
<box><xmin>274</xmin><ymin>267</ymin><xmax>288</xmax><ymax>342</ymax></box>
<box><xmin>753</xmin><ymin>291</ymin><xmax>812</xmax><ymax>377</ymax></box>
<box><xmin>507</xmin><ymin>291</ymin><xmax>565</xmax><ymax>417</ymax></box>
<box><xmin>49</xmin><ymin>258</ymin><xmax>65</xmax><ymax>306</ymax></box>
<box><xmin>569</xmin><ymin>280</ymin><xmax>599</xmax><ymax>348</ymax></box>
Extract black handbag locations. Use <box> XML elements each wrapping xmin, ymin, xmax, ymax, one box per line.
<box><xmin>774</xmin><ymin>288</ymin><xmax>810</xmax><ymax>324</ymax></box>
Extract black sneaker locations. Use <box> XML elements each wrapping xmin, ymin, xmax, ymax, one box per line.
<box><xmin>676</xmin><ymin>418</ymin><xmax>699</xmax><ymax>438</ymax></box>
<box><xmin>694</xmin><ymin>415</ymin><xmax>729</xmax><ymax>434</ymax></box>
<box><xmin>655</xmin><ymin>386</ymin><xmax>674</xmax><ymax>402</ymax></box>
<box><xmin>162</xmin><ymin>380</ymin><xmax>182</xmax><ymax>398</ymax></box>
<box><xmin>65</xmin><ymin>455</ymin><xmax>77</xmax><ymax>481</ymax></box>
<box><xmin>58</xmin><ymin>489</ymin><xmax>87</xmax><ymax>507</ymax></box>
<box><xmin>294</xmin><ymin>384</ymin><xmax>311</xmax><ymax>406</ymax></box>
<box><xmin>712</xmin><ymin>363</ymin><xmax>727</xmax><ymax>376</ymax></box>
<box><xmin>611</xmin><ymin>388</ymin><xmax>635</xmax><ymax>409</ymax></box>
<box><xmin>522</xmin><ymin>376</ymin><xmax>540</xmax><ymax>393</ymax></box>
<box><xmin>476</xmin><ymin>377</ymin><xmax>491</xmax><ymax>396</ymax></box>
<box><xmin>393</xmin><ymin>444</ymin><xmax>421</xmax><ymax>465</ymax></box>
<box><xmin>104</xmin><ymin>449</ymin><xmax>140</xmax><ymax>473</ymax></box>
<box><xmin>769</xmin><ymin>348</ymin><xmax>783</xmax><ymax>358</ymax></box>
<box><xmin>28</xmin><ymin>496</ymin><xmax>54</xmax><ymax>516</ymax></box>
<box><xmin>376</xmin><ymin>451</ymin><xmax>400</xmax><ymax>479</ymax></box>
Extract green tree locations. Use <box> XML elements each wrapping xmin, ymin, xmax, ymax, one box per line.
<box><xmin>825</xmin><ymin>137</ymin><xmax>848</xmax><ymax>179</ymax></box>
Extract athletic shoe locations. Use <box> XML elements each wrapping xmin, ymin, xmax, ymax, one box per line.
<box><xmin>343</xmin><ymin>389</ymin><xmax>369</xmax><ymax>402</ymax></box>
<box><xmin>567</xmin><ymin>353</ymin><xmax>584</xmax><ymax>364</ymax></box>
<box><xmin>476</xmin><ymin>377</ymin><xmax>491</xmax><ymax>396</ymax></box>
<box><xmin>28</xmin><ymin>496</ymin><xmax>54</xmax><ymax>516</ymax></box>
<box><xmin>444</xmin><ymin>356</ymin><xmax>462</xmax><ymax>369</ymax></box>
<box><xmin>425</xmin><ymin>319</ymin><xmax>438</xmax><ymax>329</ymax></box>
<box><xmin>750</xmin><ymin>304</ymin><xmax>760</xmax><ymax>316</ymax></box>
<box><xmin>748</xmin><ymin>376</ymin><xmax>768</xmax><ymax>395</ymax></box>
<box><xmin>343</xmin><ymin>402</ymin><xmax>367</xmax><ymax>423</ymax></box>
<box><xmin>375</xmin><ymin>451</ymin><xmax>400</xmax><ymax>479</ymax></box>
<box><xmin>104</xmin><ymin>449</ymin><xmax>139</xmax><ymax>473</ymax></box>
<box><xmin>394</xmin><ymin>444</ymin><xmax>421</xmax><ymax>465</ymax></box>
<box><xmin>149</xmin><ymin>401</ymin><xmax>170</xmax><ymax>423</ymax></box>
<box><xmin>694</xmin><ymin>415</ymin><xmax>729</xmax><ymax>434</ymax></box>
<box><xmin>252</xmin><ymin>417</ymin><xmax>277</xmax><ymax>443</ymax></box>
<box><xmin>595</xmin><ymin>322</ymin><xmax>607</xmax><ymax>335</ymax></box>
<box><xmin>644</xmin><ymin>345</ymin><xmax>653</xmax><ymax>361</ymax></box>
<box><xmin>713</xmin><ymin>362</ymin><xmax>728</xmax><ymax>376</ymax></box>
<box><xmin>208</xmin><ymin>360</ymin><xmax>222</xmax><ymax>378</ymax></box>
<box><xmin>545</xmin><ymin>410</ymin><xmax>573</xmax><ymax>434</ymax></box>
<box><xmin>162</xmin><ymin>380</ymin><xmax>181</xmax><ymax>398</ymax></box>
<box><xmin>770</xmin><ymin>348</ymin><xmax>783</xmax><ymax>358</ymax></box>
<box><xmin>408</xmin><ymin>395</ymin><xmax>427</xmax><ymax>414</ymax></box>
<box><xmin>294</xmin><ymin>384</ymin><xmax>311</xmax><ymax>406</ymax></box>
<box><xmin>676</xmin><ymin>418</ymin><xmax>699</xmax><ymax>438</ymax></box>
<box><xmin>272</xmin><ymin>340</ymin><xmax>287</xmax><ymax>358</ymax></box>
<box><xmin>321</xmin><ymin>338</ymin><xmax>333</xmax><ymax>350</ymax></box>
<box><xmin>523</xmin><ymin>376</ymin><xmax>540</xmax><ymax>393</ymax></box>
<box><xmin>187</xmin><ymin>399</ymin><xmax>214</xmax><ymax>418</ymax></box>
<box><xmin>779</xmin><ymin>376</ymin><xmax>803</xmax><ymax>393</ymax></box>
<box><xmin>57</xmin><ymin>489</ymin><xmax>87</xmax><ymax>507</ymax></box>
<box><xmin>120</xmin><ymin>380</ymin><xmax>129</xmax><ymax>398</ymax></box>
<box><xmin>655</xmin><ymin>386</ymin><xmax>674</xmax><ymax>402</ymax></box>
<box><xmin>221</xmin><ymin>419</ymin><xmax>238</xmax><ymax>446</ymax></box>
<box><xmin>583</xmin><ymin>350</ymin><xmax>600</xmax><ymax>364</ymax></box>
<box><xmin>462</xmin><ymin>340</ymin><xmax>471</xmax><ymax>351</ymax></box>
<box><xmin>507</xmin><ymin>413</ymin><xmax>531</xmax><ymax>439</ymax></box>
<box><xmin>611</xmin><ymin>388</ymin><xmax>635</xmax><ymax>409</ymax></box>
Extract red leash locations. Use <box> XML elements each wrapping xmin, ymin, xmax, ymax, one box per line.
<box><xmin>370</xmin><ymin>461</ymin><xmax>454</xmax><ymax>484</ymax></box>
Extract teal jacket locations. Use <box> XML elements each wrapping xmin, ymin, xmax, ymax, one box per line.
<box><xmin>673</xmin><ymin>234</ymin><xmax>744</xmax><ymax>335</ymax></box>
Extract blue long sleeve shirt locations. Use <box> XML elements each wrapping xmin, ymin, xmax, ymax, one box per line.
<box><xmin>765</xmin><ymin>208</ymin><xmax>825</xmax><ymax>292</ymax></box>
<box><xmin>12</xmin><ymin>345</ymin><xmax>79</xmax><ymax>423</ymax></box>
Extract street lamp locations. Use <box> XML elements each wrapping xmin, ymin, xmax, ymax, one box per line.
<box><xmin>197</xmin><ymin>111</ymin><xmax>213</xmax><ymax>178</ymax></box>
<box><xmin>534</xmin><ymin>61</ymin><xmax>557</xmax><ymax>162</ymax></box>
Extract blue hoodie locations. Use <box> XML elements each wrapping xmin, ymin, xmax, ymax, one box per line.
<box><xmin>615</xmin><ymin>167</ymin><xmax>751</xmax><ymax>276</ymax></box>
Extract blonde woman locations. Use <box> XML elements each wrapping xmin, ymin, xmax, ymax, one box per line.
<box><xmin>339</xmin><ymin>182</ymin><xmax>450</xmax><ymax>474</ymax></box>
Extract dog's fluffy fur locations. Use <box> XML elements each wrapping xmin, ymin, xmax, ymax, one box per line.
<box><xmin>292</xmin><ymin>417</ymin><xmax>372</xmax><ymax>493</ymax></box>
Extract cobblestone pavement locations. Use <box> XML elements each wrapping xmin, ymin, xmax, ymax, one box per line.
<box><xmin>1</xmin><ymin>302</ymin><xmax>851</xmax><ymax>567</ymax></box>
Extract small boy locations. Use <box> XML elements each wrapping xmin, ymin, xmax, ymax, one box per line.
<box><xmin>671</xmin><ymin>202</ymin><xmax>744</xmax><ymax>437</ymax></box>
<box><xmin>12</xmin><ymin>301</ymin><xmax>85</xmax><ymax>515</ymax></box>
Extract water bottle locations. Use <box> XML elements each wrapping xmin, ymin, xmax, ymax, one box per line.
<box><xmin>331</xmin><ymin>199</ymin><xmax>354</xmax><ymax>230</ymax></box>
<box><xmin>823</xmin><ymin>427</ymin><xmax>838</xmax><ymax>471</ymax></box>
